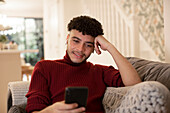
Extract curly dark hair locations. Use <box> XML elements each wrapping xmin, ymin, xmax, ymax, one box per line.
<box><xmin>67</xmin><ymin>16</ymin><xmax>104</xmax><ymax>37</ymax></box>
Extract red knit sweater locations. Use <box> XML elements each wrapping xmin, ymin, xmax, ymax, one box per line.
<box><xmin>26</xmin><ymin>52</ymin><xmax>124</xmax><ymax>113</ymax></box>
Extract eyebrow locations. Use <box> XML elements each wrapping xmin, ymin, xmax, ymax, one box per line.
<box><xmin>72</xmin><ymin>36</ymin><xmax>94</xmax><ymax>45</ymax></box>
<box><xmin>72</xmin><ymin>36</ymin><xmax>81</xmax><ymax>41</ymax></box>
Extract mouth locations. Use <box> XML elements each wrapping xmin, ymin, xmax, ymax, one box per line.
<box><xmin>73</xmin><ymin>51</ymin><xmax>84</xmax><ymax>58</ymax></box>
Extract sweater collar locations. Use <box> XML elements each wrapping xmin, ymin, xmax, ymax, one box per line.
<box><xmin>64</xmin><ymin>51</ymin><xmax>87</xmax><ymax>66</ymax></box>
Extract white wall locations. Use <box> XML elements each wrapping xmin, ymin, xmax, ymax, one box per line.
<box><xmin>43</xmin><ymin>0</ymin><xmax>85</xmax><ymax>60</ymax></box>
<box><xmin>0</xmin><ymin>9</ymin><xmax>43</xmax><ymax>18</ymax></box>
<box><xmin>0</xmin><ymin>0</ymin><xmax>43</xmax><ymax>18</ymax></box>
<box><xmin>164</xmin><ymin>0</ymin><xmax>170</xmax><ymax>63</ymax></box>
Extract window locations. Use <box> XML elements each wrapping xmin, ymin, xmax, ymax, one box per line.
<box><xmin>1</xmin><ymin>17</ymin><xmax>44</xmax><ymax>66</ymax></box>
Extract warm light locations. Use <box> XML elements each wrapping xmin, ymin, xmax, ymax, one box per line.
<box><xmin>0</xmin><ymin>14</ymin><xmax>7</xmax><ymax>25</ymax></box>
<box><xmin>0</xmin><ymin>0</ymin><xmax>5</xmax><ymax>5</ymax></box>
<box><xmin>0</xmin><ymin>16</ymin><xmax>25</xmax><ymax>35</ymax></box>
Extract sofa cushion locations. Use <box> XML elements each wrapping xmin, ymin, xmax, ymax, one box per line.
<box><xmin>127</xmin><ymin>57</ymin><xmax>170</xmax><ymax>90</ymax></box>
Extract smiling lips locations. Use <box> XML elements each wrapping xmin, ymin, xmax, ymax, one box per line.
<box><xmin>73</xmin><ymin>51</ymin><xmax>84</xmax><ymax>58</ymax></box>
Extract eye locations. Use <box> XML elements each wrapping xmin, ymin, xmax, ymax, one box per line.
<box><xmin>86</xmin><ymin>44</ymin><xmax>93</xmax><ymax>48</ymax></box>
<box><xmin>73</xmin><ymin>40</ymin><xmax>79</xmax><ymax>43</ymax></box>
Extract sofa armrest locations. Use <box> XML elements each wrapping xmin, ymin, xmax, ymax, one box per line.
<box><xmin>126</xmin><ymin>57</ymin><xmax>170</xmax><ymax>91</ymax></box>
<box><xmin>8</xmin><ymin>103</ymin><xmax>27</xmax><ymax>113</ymax></box>
<box><xmin>7</xmin><ymin>81</ymin><xmax>30</xmax><ymax>111</ymax></box>
<box><xmin>103</xmin><ymin>81</ymin><xmax>170</xmax><ymax>113</ymax></box>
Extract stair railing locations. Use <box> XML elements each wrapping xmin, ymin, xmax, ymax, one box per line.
<box><xmin>82</xmin><ymin>0</ymin><xmax>140</xmax><ymax>57</ymax></box>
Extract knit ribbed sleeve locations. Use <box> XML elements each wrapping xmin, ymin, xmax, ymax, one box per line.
<box><xmin>26</xmin><ymin>61</ymin><xmax>51</xmax><ymax>113</ymax></box>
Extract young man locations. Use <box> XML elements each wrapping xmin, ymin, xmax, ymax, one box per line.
<box><xmin>26</xmin><ymin>16</ymin><xmax>141</xmax><ymax>113</ymax></box>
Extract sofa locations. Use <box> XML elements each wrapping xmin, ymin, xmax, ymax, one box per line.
<box><xmin>7</xmin><ymin>57</ymin><xmax>170</xmax><ymax>113</ymax></box>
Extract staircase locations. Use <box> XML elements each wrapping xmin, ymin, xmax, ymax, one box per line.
<box><xmin>82</xmin><ymin>0</ymin><xmax>162</xmax><ymax>63</ymax></box>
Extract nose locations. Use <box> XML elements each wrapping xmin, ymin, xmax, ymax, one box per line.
<box><xmin>77</xmin><ymin>43</ymin><xmax>85</xmax><ymax>52</ymax></box>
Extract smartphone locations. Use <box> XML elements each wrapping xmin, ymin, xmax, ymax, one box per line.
<box><xmin>65</xmin><ymin>87</ymin><xmax>88</xmax><ymax>108</ymax></box>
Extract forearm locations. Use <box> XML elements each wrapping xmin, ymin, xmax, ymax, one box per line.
<box><xmin>107</xmin><ymin>44</ymin><xmax>141</xmax><ymax>86</ymax></box>
<box><xmin>94</xmin><ymin>35</ymin><xmax>141</xmax><ymax>86</ymax></box>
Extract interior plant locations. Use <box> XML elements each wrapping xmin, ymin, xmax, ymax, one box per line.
<box><xmin>0</xmin><ymin>35</ymin><xmax>8</xmax><ymax>50</ymax></box>
<box><xmin>0</xmin><ymin>35</ymin><xmax>8</xmax><ymax>43</ymax></box>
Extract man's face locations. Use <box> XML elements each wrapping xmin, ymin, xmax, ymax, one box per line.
<box><xmin>67</xmin><ymin>29</ymin><xmax>95</xmax><ymax>63</ymax></box>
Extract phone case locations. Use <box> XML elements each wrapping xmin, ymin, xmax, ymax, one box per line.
<box><xmin>65</xmin><ymin>87</ymin><xmax>88</xmax><ymax>108</ymax></box>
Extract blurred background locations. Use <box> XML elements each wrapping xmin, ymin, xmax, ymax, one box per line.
<box><xmin>0</xmin><ymin>0</ymin><xmax>169</xmax><ymax>64</ymax></box>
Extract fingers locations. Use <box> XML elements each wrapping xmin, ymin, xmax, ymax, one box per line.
<box><xmin>53</xmin><ymin>101</ymin><xmax>86</xmax><ymax>113</ymax></box>
<box><xmin>95</xmin><ymin>35</ymin><xmax>112</xmax><ymax>53</ymax></box>
<box><xmin>65</xmin><ymin>107</ymin><xmax>86</xmax><ymax>113</ymax></box>
<box><xmin>94</xmin><ymin>39</ymin><xmax>101</xmax><ymax>55</ymax></box>
<box><xmin>56</xmin><ymin>102</ymin><xmax>78</xmax><ymax>110</ymax></box>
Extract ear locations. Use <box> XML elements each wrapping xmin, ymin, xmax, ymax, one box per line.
<box><xmin>66</xmin><ymin>34</ymin><xmax>70</xmax><ymax>44</ymax></box>
<box><xmin>67</xmin><ymin>34</ymin><xmax>70</xmax><ymax>40</ymax></box>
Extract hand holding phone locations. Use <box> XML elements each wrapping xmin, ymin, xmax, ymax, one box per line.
<box><xmin>65</xmin><ymin>87</ymin><xmax>88</xmax><ymax>108</ymax></box>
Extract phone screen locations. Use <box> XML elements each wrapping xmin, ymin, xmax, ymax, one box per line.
<box><xmin>65</xmin><ymin>87</ymin><xmax>88</xmax><ymax>108</ymax></box>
